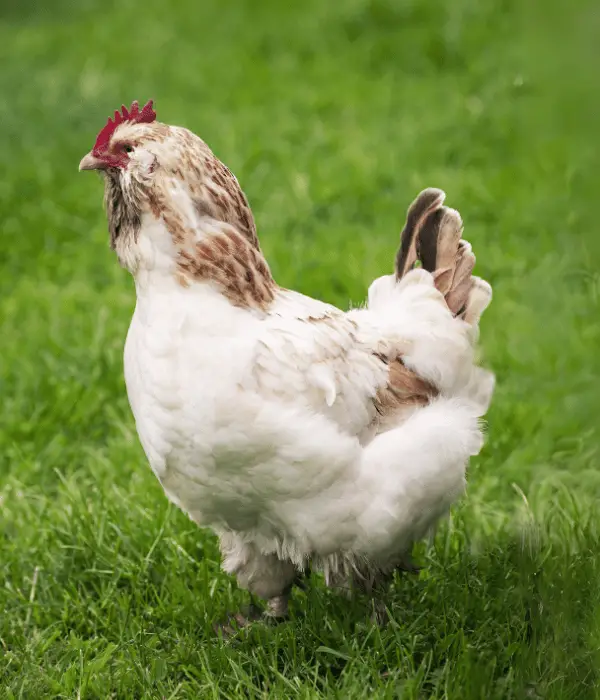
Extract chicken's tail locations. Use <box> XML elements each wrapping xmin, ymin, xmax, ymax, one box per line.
<box><xmin>395</xmin><ymin>188</ymin><xmax>491</xmax><ymax>326</ymax></box>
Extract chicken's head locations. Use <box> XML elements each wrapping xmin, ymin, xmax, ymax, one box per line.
<box><xmin>80</xmin><ymin>100</ymin><xmax>259</xmax><ymax>273</ymax></box>
<box><xmin>79</xmin><ymin>100</ymin><xmax>166</xmax><ymax>175</ymax></box>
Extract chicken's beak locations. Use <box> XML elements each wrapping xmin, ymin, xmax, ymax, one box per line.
<box><xmin>79</xmin><ymin>152</ymin><xmax>106</xmax><ymax>171</ymax></box>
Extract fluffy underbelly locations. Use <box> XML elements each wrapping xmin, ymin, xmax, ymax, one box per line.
<box><xmin>128</xmin><ymin>380</ymin><xmax>279</xmax><ymax>534</ymax></box>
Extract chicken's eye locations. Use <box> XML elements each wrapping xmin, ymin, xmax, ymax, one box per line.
<box><xmin>123</xmin><ymin>144</ymin><xmax>134</xmax><ymax>153</ymax></box>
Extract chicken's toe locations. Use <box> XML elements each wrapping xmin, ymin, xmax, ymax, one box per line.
<box><xmin>214</xmin><ymin>603</ymin><xmax>263</xmax><ymax>637</ymax></box>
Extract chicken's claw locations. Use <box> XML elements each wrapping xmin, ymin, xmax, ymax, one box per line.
<box><xmin>214</xmin><ymin>595</ymin><xmax>291</xmax><ymax>638</ymax></box>
<box><xmin>213</xmin><ymin>603</ymin><xmax>263</xmax><ymax>638</ymax></box>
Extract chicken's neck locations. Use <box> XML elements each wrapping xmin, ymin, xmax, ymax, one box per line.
<box><xmin>105</xmin><ymin>168</ymin><xmax>277</xmax><ymax>314</ymax></box>
<box><xmin>124</xmin><ymin>210</ymin><xmax>277</xmax><ymax>316</ymax></box>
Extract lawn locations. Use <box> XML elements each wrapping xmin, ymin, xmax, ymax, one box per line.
<box><xmin>1</xmin><ymin>0</ymin><xmax>599</xmax><ymax>697</ymax></box>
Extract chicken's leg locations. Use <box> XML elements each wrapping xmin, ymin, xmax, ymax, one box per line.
<box><xmin>217</xmin><ymin>533</ymin><xmax>297</xmax><ymax>632</ymax></box>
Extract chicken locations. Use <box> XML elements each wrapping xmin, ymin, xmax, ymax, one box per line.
<box><xmin>80</xmin><ymin>100</ymin><xmax>494</xmax><ymax>623</ymax></box>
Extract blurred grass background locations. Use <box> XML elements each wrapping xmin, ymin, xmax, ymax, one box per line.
<box><xmin>1</xmin><ymin>0</ymin><xmax>599</xmax><ymax>697</ymax></box>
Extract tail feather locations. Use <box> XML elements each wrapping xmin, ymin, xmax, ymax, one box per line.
<box><xmin>395</xmin><ymin>189</ymin><xmax>491</xmax><ymax>326</ymax></box>
<box><xmin>395</xmin><ymin>188</ymin><xmax>445</xmax><ymax>279</ymax></box>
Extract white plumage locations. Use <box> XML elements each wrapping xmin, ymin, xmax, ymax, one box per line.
<box><xmin>80</xmin><ymin>101</ymin><xmax>494</xmax><ymax>620</ymax></box>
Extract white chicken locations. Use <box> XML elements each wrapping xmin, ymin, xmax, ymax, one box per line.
<box><xmin>80</xmin><ymin>101</ymin><xmax>494</xmax><ymax>623</ymax></box>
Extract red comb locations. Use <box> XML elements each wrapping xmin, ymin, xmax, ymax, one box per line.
<box><xmin>92</xmin><ymin>100</ymin><xmax>157</xmax><ymax>154</ymax></box>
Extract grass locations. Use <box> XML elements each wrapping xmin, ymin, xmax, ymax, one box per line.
<box><xmin>1</xmin><ymin>0</ymin><xmax>599</xmax><ymax>696</ymax></box>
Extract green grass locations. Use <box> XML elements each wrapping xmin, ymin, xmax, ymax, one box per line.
<box><xmin>1</xmin><ymin>0</ymin><xmax>599</xmax><ymax>697</ymax></box>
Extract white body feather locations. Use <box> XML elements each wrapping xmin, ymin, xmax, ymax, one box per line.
<box><xmin>124</xmin><ymin>216</ymin><xmax>492</xmax><ymax>593</ymax></box>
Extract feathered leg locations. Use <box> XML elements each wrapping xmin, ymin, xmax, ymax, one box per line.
<box><xmin>216</xmin><ymin>533</ymin><xmax>297</xmax><ymax>635</ymax></box>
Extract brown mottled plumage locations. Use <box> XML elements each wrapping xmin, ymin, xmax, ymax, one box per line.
<box><xmin>374</xmin><ymin>355</ymin><xmax>438</xmax><ymax>418</ymax></box>
<box><xmin>178</xmin><ymin>226</ymin><xmax>276</xmax><ymax>309</ymax></box>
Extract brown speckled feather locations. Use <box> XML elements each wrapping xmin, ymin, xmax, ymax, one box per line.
<box><xmin>178</xmin><ymin>225</ymin><xmax>276</xmax><ymax>310</ymax></box>
<box><xmin>373</xmin><ymin>354</ymin><xmax>437</xmax><ymax>418</ymax></box>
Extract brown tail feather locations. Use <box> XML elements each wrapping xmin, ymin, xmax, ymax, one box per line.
<box><xmin>395</xmin><ymin>188</ymin><xmax>445</xmax><ymax>279</ymax></box>
<box><xmin>395</xmin><ymin>189</ymin><xmax>491</xmax><ymax>323</ymax></box>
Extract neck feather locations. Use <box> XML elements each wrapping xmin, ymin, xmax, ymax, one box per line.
<box><xmin>107</xmin><ymin>178</ymin><xmax>276</xmax><ymax>311</ymax></box>
<box><xmin>104</xmin><ymin>139</ymin><xmax>275</xmax><ymax>311</ymax></box>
